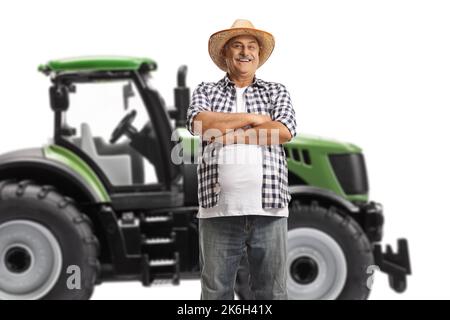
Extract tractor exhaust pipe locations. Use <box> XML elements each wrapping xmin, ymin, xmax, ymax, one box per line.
<box><xmin>173</xmin><ymin>65</ymin><xmax>190</xmax><ymax>128</ymax></box>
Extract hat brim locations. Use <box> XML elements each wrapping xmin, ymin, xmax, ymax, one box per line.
<box><xmin>208</xmin><ymin>27</ymin><xmax>275</xmax><ymax>72</ymax></box>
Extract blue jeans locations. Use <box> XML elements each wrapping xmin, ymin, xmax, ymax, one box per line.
<box><xmin>199</xmin><ymin>215</ymin><xmax>288</xmax><ymax>300</ymax></box>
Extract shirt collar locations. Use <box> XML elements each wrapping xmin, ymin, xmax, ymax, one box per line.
<box><xmin>219</xmin><ymin>74</ymin><xmax>268</xmax><ymax>90</ymax></box>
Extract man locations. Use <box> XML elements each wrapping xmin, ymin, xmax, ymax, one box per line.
<box><xmin>186</xmin><ymin>19</ymin><xmax>297</xmax><ymax>300</ymax></box>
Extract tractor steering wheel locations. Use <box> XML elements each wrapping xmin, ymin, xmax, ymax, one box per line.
<box><xmin>110</xmin><ymin>110</ymin><xmax>137</xmax><ymax>144</ymax></box>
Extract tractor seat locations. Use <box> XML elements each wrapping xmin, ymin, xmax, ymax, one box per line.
<box><xmin>80</xmin><ymin>123</ymin><xmax>133</xmax><ymax>186</ymax></box>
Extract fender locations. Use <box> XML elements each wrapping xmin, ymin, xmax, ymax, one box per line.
<box><xmin>0</xmin><ymin>147</ymin><xmax>109</xmax><ymax>203</ymax></box>
<box><xmin>289</xmin><ymin>185</ymin><xmax>360</xmax><ymax>213</ymax></box>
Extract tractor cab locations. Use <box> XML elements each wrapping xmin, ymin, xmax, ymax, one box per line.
<box><xmin>38</xmin><ymin>56</ymin><xmax>192</xmax><ymax>211</ymax></box>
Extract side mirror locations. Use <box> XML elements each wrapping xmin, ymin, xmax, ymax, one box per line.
<box><xmin>50</xmin><ymin>85</ymin><xmax>69</xmax><ymax>111</ymax></box>
<box><xmin>123</xmin><ymin>82</ymin><xmax>135</xmax><ymax>110</ymax></box>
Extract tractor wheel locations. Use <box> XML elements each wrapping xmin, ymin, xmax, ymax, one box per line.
<box><xmin>235</xmin><ymin>200</ymin><xmax>374</xmax><ymax>300</ymax></box>
<box><xmin>0</xmin><ymin>180</ymin><xmax>100</xmax><ymax>300</ymax></box>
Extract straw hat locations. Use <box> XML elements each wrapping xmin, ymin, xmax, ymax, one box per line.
<box><xmin>208</xmin><ymin>19</ymin><xmax>275</xmax><ymax>72</ymax></box>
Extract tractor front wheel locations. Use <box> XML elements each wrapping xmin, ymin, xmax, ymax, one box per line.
<box><xmin>235</xmin><ymin>200</ymin><xmax>374</xmax><ymax>300</ymax></box>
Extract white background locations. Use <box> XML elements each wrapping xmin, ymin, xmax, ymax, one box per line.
<box><xmin>0</xmin><ymin>0</ymin><xmax>449</xmax><ymax>300</ymax></box>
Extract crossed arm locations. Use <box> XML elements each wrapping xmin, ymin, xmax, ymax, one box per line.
<box><xmin>192</xmin><ymin>111</ymin><xmax>293</xmax><ymax>145</ymax></box>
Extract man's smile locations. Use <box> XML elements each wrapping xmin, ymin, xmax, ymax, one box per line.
<box><xmin>236</xmin><ymin>57</ymin><xmax>253</xmax><ymax>63</ymax></box>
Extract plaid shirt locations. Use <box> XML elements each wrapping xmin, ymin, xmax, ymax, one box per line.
<box><xmin>186</xmin><ymin>75</ymin><xmax>297</xmax><ymax>209</ymax></box>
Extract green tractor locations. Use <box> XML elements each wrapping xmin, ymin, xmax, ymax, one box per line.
<box><xmin>0</xmin><ymin>56</ymin><xmax>410</xmax><ymax>300</ymax></box>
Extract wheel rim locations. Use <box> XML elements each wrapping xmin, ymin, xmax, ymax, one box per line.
<box><xmin>287</xmin><ymin>228</ymin><xmax>347</xmax><ymax>300</ymax></box>
<box><xmin>0</xmin><ymin>220</ymin><xmax>63</xmax><ymax>300</ymax></box>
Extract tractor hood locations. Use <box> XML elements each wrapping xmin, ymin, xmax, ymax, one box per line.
<box><xmin>286</xmin><ymin>134</ymin><xmax>363</xmax><ymax>154</ymax></box>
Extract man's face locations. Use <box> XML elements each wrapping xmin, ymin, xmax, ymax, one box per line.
<box><xmin>223</xmin><ymin>35</ymin><xmax>260</xmax><ymax>77</ymax></box>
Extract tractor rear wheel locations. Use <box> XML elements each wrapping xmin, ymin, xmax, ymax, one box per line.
<box><xmin>0</xmin><ymin>180</ymin><xmax>99</xmax><ymax>300</ymax></box>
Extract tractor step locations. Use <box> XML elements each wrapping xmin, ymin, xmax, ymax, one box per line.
<box><xmin>140</xmin><ymin>212</ymin><xmax>174</xmax><ymax>238</ymax></box>
<box><xmin>143</xmin><ymin>252</ymin><xmax>180</xmax><ymax>286</ymax></box>
<box><xmin>141</xmin><ymin>212</ymin><xmax>174</xmax><ymax>224</ymax></box>
<box><xmin>144</xmin><ymin>215</ymin><xmax>173</xmax><ymax>223</ymax></box>
<box><xmin>142</xmin><ymin>231</ymin><xmax>176</xmax><ymax>259</ymax></box>
<box><xmin>149</xmin><ymin>259</ymin><xmax>177</xmax><ymax>267</ymax></box>
<box><xmin>139</xmin><ymin>211</ymin><xmax>180</xmax><ymax>286</ymax></box>
<box><xmin>144</xmin><ymin>237</ymin><xmax>174</xmax><ymax>245</ymax></box>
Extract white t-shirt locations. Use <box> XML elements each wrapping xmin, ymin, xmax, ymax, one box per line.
<box><xmin>197</xmin><ymin>86</ymin><xmax>289</xmax><ymax>219</ymax></box>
